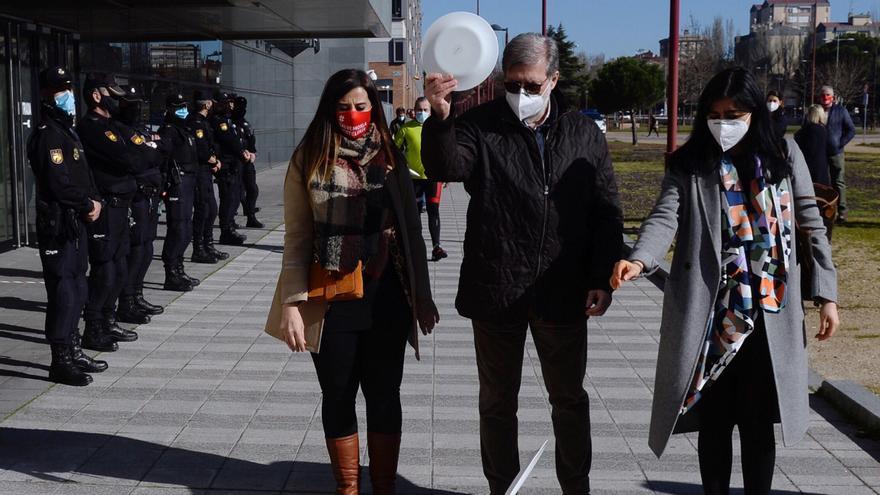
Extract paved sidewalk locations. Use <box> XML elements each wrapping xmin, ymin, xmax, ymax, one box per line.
<box><xmin>1</xmin><ymin>166</ymin><xmax>879</xmax><ymax>494</ymax></box>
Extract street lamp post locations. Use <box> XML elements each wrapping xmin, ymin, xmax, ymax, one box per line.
<box><xmin>491</xmin><ymin>24</ymin><xmax>509</xmax><ymax>47</ymax></box>
<box><xmin>666</xmin><ymin>0</ymin><xmax>681</xmax><ymax>156</ymax></box>
<box><xmin>542</xmin><ymin>0</ymin><xmax>547</xmax><ymax>35</ymax></box>
<box><xmin>835</xmin><ymin>32</ymin><xmax>854</xmax><ymax>72</ymax></box>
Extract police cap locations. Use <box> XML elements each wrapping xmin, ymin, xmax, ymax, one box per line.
<box><xmin>165</xmin><ymin>93</ymin><xmax>187</xmax><ymax>108</ymax></box>
<box><xmin>83</xmin><ymin>72</ymin><xmax>126</xmax><ymax>97</ymax></box>
<box><xmin>234</xmin><ymin>95</ymin><xmax>247</xmax><ymax>108</ymax></box>
<box><xmin>38</xmin><ymin>65</ymin><xmax>72</xmax><ymax>92</ymax></box>
<box><xmin>212</xmin><ymin>90</ymin><xmax>232</xmax><ymax>103</ymax></box>
<box><xmin>120</xmin><ymin>85</ymin><xmax>143</xmax><ymax>102</ymax></box>
<box><xmin>193</xmin><ymin>89</ymin><xmax>212</xmax><ymax>104</ymax></box>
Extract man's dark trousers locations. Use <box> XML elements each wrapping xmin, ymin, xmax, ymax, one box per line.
<box><xmin>122</xmin><ymin>193</ymin><xmax>158</xmax><ymax>297</ymax></box>
<box><xmin>193</xmin><ymin>167</ymin><xmax>218</xmax><ymax>246</ymax></box>
<box><xmin>217</xmin><ymin>162</ymin><xmax>241</xmax><ymax>229</ymax></box>
<box><xmin>239</xmin><ymin>160</ymin><xmax>258</xmax><ymax>216</ymax></box>
<box><xmin>40</xmin><ymin>229</ymin><xmax>88</xmax><ymax>344</ymax></box>
<box><xmin>472</xmin><ymin>314</ymin><xmax>591</xmax><ymax>495</ymax></box>
<box><xmin>84</xmin><ymin>205</ymin><xmax>130</xmax><ymax>323</ymax></box>
<box><xmin>162</xmin><ymin>174</ymin><xmax>196</xmax><ymax>268</ymax></box>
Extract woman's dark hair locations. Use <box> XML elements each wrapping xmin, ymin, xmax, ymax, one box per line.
<box><xmin>766</xmin><ymin>90</ymin><xmax>780</xmax><ymax>99</ymax></box>
<box><xmin>294</xmin><ymin>69</ymin><xmax>398</xmax><ymax>181</ymax></box>
<box><xmin>670</xmin><ymin>67</ymin><xmax>791</xmax><ymax>183</ymax></box>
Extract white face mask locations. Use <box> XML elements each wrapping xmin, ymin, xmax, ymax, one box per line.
<box><xmin>506</xmin><ymin>84</ymin><xmax>551</xmax><ymax>123</ymax></box>
<box><xmin>767</xmin><ymin>101</ymin><xmax>780</xmax><ymax>113</ymax></box>
<box><xmin>707</xmin><ymin>118</ymin><xmax>750</xmax><ymax>152</ymax></box>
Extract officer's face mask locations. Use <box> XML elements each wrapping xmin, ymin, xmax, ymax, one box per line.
<box><xmin>54</xmin><ymin>90</ymin><xmax>76</xmax><ymax>116</ymax></box>
<box><xmin>174</xmin><ymin>107</ymin><xmax>189</xmax><ymax>120</ymax></box>
<box><xmin>99</xmin><ymin>93</ymin><xmax>120</xmax><ymax>118</ymax></box>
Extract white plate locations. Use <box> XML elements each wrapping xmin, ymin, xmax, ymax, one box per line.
<box><xmin>422</xmin><ymin>11</ymin><xmax>499</xmax><ymax>91</ymax></box>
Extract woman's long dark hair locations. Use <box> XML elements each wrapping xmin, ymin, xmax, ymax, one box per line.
<box><xmin>670</xmin><ymin>67</ymin><xmax>791</xmax><ymax>183</ymax></box>
<box><xmin>294</xmin><ymin>69</ymin><xmax>398</xmax><ymax>182</ymax></box>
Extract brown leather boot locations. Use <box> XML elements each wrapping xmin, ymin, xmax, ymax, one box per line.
<box><xmin>326</xmin><ymin>433</ymin><xmax>360</xmax><ymax>495</ymax></box>
<box><xmin>367</xmin><ymin>432</ymin><xmax>401</xmax><ymax>495</ymax></box>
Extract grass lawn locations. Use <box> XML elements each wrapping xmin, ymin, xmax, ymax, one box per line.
<box><xmin>610</xmin><ymin>140</ymin><xmax>880</xmax><ymax>393</ymax></box>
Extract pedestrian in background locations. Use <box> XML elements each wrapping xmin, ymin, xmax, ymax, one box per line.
<box><xmin>232</xmin><ymin>95</ymin><xmax>262</xmax><ymax>228</ymax></box>
<box><xmin>795</xmin><ymin>104</ymin><xmax>835</xmax><ymax>242</ymax></box>
<box><xmin>612</xmin><ymin>67</ymin><xmax>840</xmax><ymax>495</ymax></box>
<box><xmin>648</xmin><ymin>112</ymin><xmax>660</xmax><ymax>137</ymax></box>
<box><xmin>389</xmin><ymin>106</ymin><xmax>407</xmax><ymax>136</ymax></box>
<box><xmin>423</xmin><ymin>33</ymin><xmax>623</xmax><ymax>495</ymax></box>
<box><xmin>766</xmin><ymin>90</ymin><xmax>787</xmax><ymax>138</ymax></box>
<box><xmin>819</xmin><ymin>85</ymin><xmax>855</xmax><ymax>223</ymax></box>
<box><xmin>395</xmin><ymin>96</ymin><xmax>447</xmax><ymax>261</ymax></box>
<box><xmin>265</xmin><ymin>69</ymin><xmax>438</xmax><ymax>495</ymax></box>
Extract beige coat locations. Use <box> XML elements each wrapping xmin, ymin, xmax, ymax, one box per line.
<box><xmin>264</xmin><ymin>149</ymin><xmax>434</xmax><ymax>357</ymax></box>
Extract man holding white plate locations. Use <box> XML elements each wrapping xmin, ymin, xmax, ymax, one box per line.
<box><xmin>422</xmin><ymin>31</ymin><xmax>623</xmax><ymax>495</ymax></box>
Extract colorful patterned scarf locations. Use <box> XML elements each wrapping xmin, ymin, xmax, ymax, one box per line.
<box><xmin>309</xmin><ymin>124</ymin><xmax>391</xmax><ymax>273</ymax></box>
<box><xmin>681</xmin><ymin>155</ymin><xmax>793</xmax><ymax>414</ymax></box>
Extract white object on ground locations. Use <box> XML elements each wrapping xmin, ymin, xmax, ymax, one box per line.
<box><xmin>505</xmin><ymin>438</ymin><xmax>549</xmax><ymax>495</ymax></box>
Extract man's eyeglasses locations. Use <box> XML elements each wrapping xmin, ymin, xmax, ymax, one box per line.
<box><xmin>503</xmin><ymin>77</ymin><xmax>549</xmax><ymax>96</ymax></box>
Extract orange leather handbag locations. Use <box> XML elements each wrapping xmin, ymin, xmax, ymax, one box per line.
<box><xmin>307</xmin><ymin>261</ymin><xmax>364</xmax><ymax>302</ymax></box>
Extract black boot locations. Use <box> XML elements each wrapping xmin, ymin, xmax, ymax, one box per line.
<box><xmin>206</xmin><ymin>240</ymin><xmax>229</xmax><ymax>260</ymax></box>
<box><xmin>219</xmin><ymin>228</ymin><xmax>246</xmax><ymax>246</ymax></box>
<box><xmin>191</xmin><ymin>241</ymin><xmax>218</xmax><ymax>264</ymax></box>
<box><xmin>104</xmin><ymin>318</ymin><xmax>138</xmax><ymax>342</ymax></box>
<box><xmin>82</xmin><ymin>320</ymin><xmax>118</xmax><ymax>352</ymax></box>
<box><xmin>70</xmin><ymin>332</ymin><xmax>108</xmax><ymax>373</ymax></box>
<box><xmin>134</xmin><ymin>289</ymin><xmax>164</xmax><ymax>315</ymax></box>
<box><xmin>246</xmin><ymin>215</ymin><xmax>264</xmax><ymax>228</ymax></box>
<box><xmin>177</xmin><ymin>261</ymin><xmax>200</xmax><ymax>287</ymax></box>
<box><xmin>116</xmin><ymin>295</ymin><xmax>151</xmax><ymax>324</ymax></box>
<box><xmin>49</xmin><ymin>344</ymin><xmax>92</xmax><ymax>386</ymax></box>
<box><xmin>164</xmin><ymin>266</ymin><xmax>193</xmax><ymax>291</ymax></box>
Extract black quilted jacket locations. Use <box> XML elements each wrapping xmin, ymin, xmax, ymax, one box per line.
<box><xmin>422</xmin><ymin>96</ymin><xmax>624</xmax><ymax>322</ymax></box>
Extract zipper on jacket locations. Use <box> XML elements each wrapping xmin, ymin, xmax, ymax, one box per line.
<box><xmin>534</xmin><ymin>130</ymin><xmax>551</xmax><ymax>280</ymax></box>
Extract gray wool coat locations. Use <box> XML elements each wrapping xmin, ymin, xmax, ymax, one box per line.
<box><xmin>629</xmin><ymin>137</ymin><xmax>838</xmax><ymax>458</ymax></box>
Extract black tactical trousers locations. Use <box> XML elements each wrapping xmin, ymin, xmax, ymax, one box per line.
<box><xmin>162</xmin><ymin>173</ymin><xmax>196</xmax><ymax>268</ymax></box>
<box><xmin>217</xmin><ymin>162</ymin><xmax>242</xmax><ymax>230</ymax></box>
<box><xmin>39</xmin><ymin>228</ymin><xmax>88</xmax><ymax>345</ymax></box>
<box><xmin>239</xmin><ymin>160</ymin><xmax>259</xmax><ymax>216</ymax></box>
<box><xmin>122</xmin><ymin>193</ymin><xmax>159</xmax><ymax>296</ymax></box>
<box><xmin>192</xmin><ymin>167</ymin><xmax>218</xmax><ymax>245</ymax></box>
<box><xmin>84</xmin><ymin>205</ymin><xmax>130</xmax><ymax>323</ymax></box>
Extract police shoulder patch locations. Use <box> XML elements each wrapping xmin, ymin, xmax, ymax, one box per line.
<box><xmin>50</xmin><ymin>149</ymin><xmax>63</xmax><ymax>165</ymax></box>
<box><xmin>219</xmin><ymin>123</ymin><xmax>228</xmax><ymax>131</ymax></box>
<box><xmin>195</xmin><ymin>129</ymin><xmax>204</xmax><ymax>139</ymax></box>
<box><xmin>131</xmin><ymin>134</ymin><xmax>145</xmax><ymax>145</ymax></box>
<box><xmin>104</xmin><ymin>130</ymin><xmax>118</xmax><ymax>142</ymax></box>
<box><xmin>73</xmin><ymin>148</ymin><xmax>80</xmax><ymax>161</ymax></box>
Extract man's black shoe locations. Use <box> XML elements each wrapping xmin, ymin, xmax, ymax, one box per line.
<box><xmin>164</xmin><ymin>268</ymin><xmax>194</xmax><ymax>291</ymax></box>
<box><xmin>246</xmin><ymin>215</ymin><xmax>264</xmax><ymax>228</ymax></box>
<box><xmin>176</xmin><ymin>263</ymin><xmax>200</xmax><ymax>287</ymax></box>
<box><xmin>82</xmin><ymin>321</ymin><xmax>118</xmax><ymax>352</ymax></box>
<box><xmin>191</xmin><ymin>245</ymin><xmax>218</xmax><ymax>264</ymax></box>
<box><xmin>219</xmin><ymin>230</ymin><xmax>246</xmax><ymax>246</ymax></box>
<box><xmin>206</xmin><ymin>243</ymin><xmax>230</xmax><ymax>260</ymax></box>
<box><xmin>104</xmin><ymin>319</ymin><xmax>138</xmax><ymax>342</ymax></box>
<box><xmin>134</xmin><ymin>290</ymin><xmax>164</xmax><ymax>315</ymax></box>
<box><xmin>70</xmin><ymin>333</ymin><xmax>108</xmax><ymax>373</ymax></box>
<box><xmin>49</xmin><ymin>344</ymin><xmax>92</xmax><ymax>386</ymax></box>
<box><xmin>116</xmin><ymin>296</ymin><xmax>151</xmax><ymax>324</ymax></box>
<box><xmin>431</xmin><ymin>246</ymin><xmax>448</xmax><ymax>262</ymax></box>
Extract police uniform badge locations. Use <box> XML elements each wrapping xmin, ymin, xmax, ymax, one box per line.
<box><xmin>195</xmin><ymin>129</ymin><xmax>204</xmax><ymax>139</ymax></box>
<box><xmin>105</xmin><ymin>130</ymin><xmax>118</xmax><ymax>142</ymax></box>
<box><xmin>131</xmin><ymin>134</ymin><xmax>145</xmax><ymax>145</ymax></box>
<box><xmin>72</xmin><ymin>148</ymin><xmax>80</xmax><ymax>161</ymax></box>
<box><xmin>49</xmin><ymin>149</ymin><xmax>63</xmax><ymax>165</ymax></box>
<box><xmin>57</xmin><ymin>67</ymin><xmax>65</xmax><ymax>76</ymax></box>
<box><xmin>219</xmin><ymin>123</ymin><xmax>228</xmax><ymax>131</ymax></box>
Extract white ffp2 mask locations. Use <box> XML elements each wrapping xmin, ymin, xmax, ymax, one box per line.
<box><xmin>707</xmin><ymin>118</ymin><xmax>750</xmax><ymax>152</ymax></box>
<box><xmin>506</xmin><ymin>86</ymin><xmax>550</xmax><ymax>123</ymax></box>
<box><xmin>767</xmin><ymin>101</ymin><xmax>780</xmax><ymax>113</ymax></box>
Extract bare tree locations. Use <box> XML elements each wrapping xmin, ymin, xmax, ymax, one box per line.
<box><xmin>817</xmin><ymin>58</ymin><xmax>868</xmax><ymax>105</ymax></box>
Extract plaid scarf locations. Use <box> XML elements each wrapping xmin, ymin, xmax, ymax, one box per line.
<box><xmin>682</xmin><ymin>155</ymin><xmax>792</xmax><ymax>414</ymax></box>
<box><xmin>309</xmin><ymin>124</ymin><xmax>390</xmax><ymax>273</ymax></box>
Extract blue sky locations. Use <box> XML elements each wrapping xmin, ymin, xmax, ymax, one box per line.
<box><xmin>422</xmin><ymin>0</ymin><xmax>880</xmax><ymax>59</ymax></box>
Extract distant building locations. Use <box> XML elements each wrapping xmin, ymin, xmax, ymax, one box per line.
<box><xmin>749</xmin><ymin>0</ymin><xmax>830</xmax><ymax>32</ymax></box>
<box><xmin>735</xmin><ymin>24</ymin><xmax>808</xmax><ymax>75</ymax></box>
<box><xmin>817</xmin><ymin>13</ymin><xmax>879</xmax><ymax>44</ymax></box>
<box><xmin>633</xmin><ymin>50</ymin><xmax>665</xmax><ymax>67</ymax></box>
<box><xmin>150</xmin><ymin>44</ymin><xmax>200</xmax><ymax>70</ymax></box>
<box><xmin>368</xmin><ymin>0</ymin><xmax>423</xmax><ymax>111</ymax></box>
<box><xmin>659</xmin><ymin>30</ymin><xmax>707</xmax><ymax>61</ymax></box>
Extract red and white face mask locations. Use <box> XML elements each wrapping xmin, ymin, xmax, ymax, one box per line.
<box><xmin>821</xmin><ymin>94</ymin><xmax>834</xmax><ymax>108</ymax></box>
<box><xmin>337</xmin><ymin>109</ymin><xmax>372</xmax><ymax>139</ymax></box>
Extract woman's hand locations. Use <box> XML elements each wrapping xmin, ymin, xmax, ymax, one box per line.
<box><xmin>280</xmin><ymin>303</ymin><xmax>307</xmax><ymax>352</ymax></box>
<box><xmin>610</xmin><ymin>260</ymin><xmax>644</xmax><ymax>290</ymax></box>
<box><xmin>417</xmin><ymin>300</ymin><xmax>440</xmax><ymax>335</ymax></box>
<box><xmin>816</xmin><ymin>301</ymin><xmax>840</xmax><ymax>341</ymax></box>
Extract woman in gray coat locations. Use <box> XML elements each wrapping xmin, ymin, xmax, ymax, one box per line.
<box><xmin>611</xmin><ymin>68</ymin><xmax>840</xmax><ymax>494</ymax></box>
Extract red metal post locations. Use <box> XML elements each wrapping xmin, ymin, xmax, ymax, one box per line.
<box><xmin>542</xmin><ymin>0</ymin><xmax>547</xmax><ymax>35</ymax></box>
<box><xmin>666</xmin><ymin>0</ymin><xmax>681</xmax><ymax>156</ymax></box>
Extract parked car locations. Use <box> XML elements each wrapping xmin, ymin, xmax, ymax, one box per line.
<box><xmin>581</xmin><ymin>109</ymin><xmax>606</xmax><ymax>134</ymax></box>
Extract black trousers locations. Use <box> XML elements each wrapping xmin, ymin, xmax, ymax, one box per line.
<box><xmin>217</xmin><ymin>162</ymin><xmax>242</xmax><ymax>230</ymax></box>
<box><xmin>39</xmin><ymin>229</ymin><xmax>88</xmax><ymax>345</ymax></box>
<box><xmin>122</xmin><ymin>194</ymin><xmax>159</xmax><ymax>296</ymax></box>
<box><xmin>412</xmin><ymin>179</ymin><xmax>441</xmax><ymax>247</ymax></box>
<box><xmin>239</xmin><ymin>160</ymin><xmax>259</xmax><ymax>216</ymax></box>
<box><xmin>472</xmin><ymin>316</ymin><xmax>591</xmax><ymax>495</ymax></box>
<box><xmin>84</xmin><ymin>206</ymin><xmax>130</xmax><ymax>323</ymax></box>
<box><xmin>192</xmin><ymin>167</ymin><xmax>218</xmax><ymax>245</ymax></box>
<box><xmin>695</xmin><ymin>325</ymin><xmax>779</xmax><ymax>495</ymax></box>
<box><xmin>310</xmin><ymin>308</ymin><xmax>410</xmax><ymax>438</ymax></box>
<box><xmin>162</xmin><ymin>173</ymin><xmax>195</xmax><ymax>268</ymax></box>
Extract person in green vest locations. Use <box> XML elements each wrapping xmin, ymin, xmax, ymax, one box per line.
<box><xmin>394</xmin><ymin>96</ymin><xmax>447</xmax><ymax>261</ymax></box>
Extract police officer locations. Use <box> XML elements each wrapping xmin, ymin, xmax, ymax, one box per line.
<box><xmin>187</xmin><ymin>90</ymin><xmax>227</xmax><ymax>263</ymax></box>
<box><xmin>159</xmin><ymin>93</ymin><xmax>200</xmax><ymax>291</ymax></box>
<box><xmin>231</xmin><ymin>95</ymin><xmax>262</xmax><ymax>228</ymax></box>
<box><xmin>211</xmin><ymin>91</ymin><xmax>247</xmax><ymax>245</ymax></box>
<box><xmin>28</xmin><ymin>66</ymin><xmax>107</xmax><ymax>386</ymax></box>
<box><xmin>78</xmin><ymin>72</ymin><xmax>142</xmax><ymax>349</ymax></box>
<box><xmin>115</xmin><ymin>86</ymin><xmax>166</xmax><ymax>320</ymax></box>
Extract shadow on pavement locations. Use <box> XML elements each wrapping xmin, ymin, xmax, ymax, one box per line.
<box><xmin>0</xmin><ymin>296</ymin><xmax>47</xmax><ymax>313</ymax></box>
<box><xmin>0</xmin><ymin>428</ymin><xmax>468</xmax><ymax>494</ymax></box>
<box><xmin>0</xmin><ymin>323</ymin><xmax>47</xmax><ymax>346</ymax></box>
<box><xmin>0</xmin><ymin>267</ymin><xmax>43</xmax><ymax>279</ymax></box>
<box><xmin>647</xmin><ymin>481</ymin><xmax>824</xmax><ymax>494</ymax></box>
<box><xmin>807</xmin><ymin>394</ymin><xmax>880</xmax><ymax>462</ymax></box>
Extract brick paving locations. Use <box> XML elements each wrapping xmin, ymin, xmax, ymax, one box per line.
<box><xmin>0</xmin><ymin>165</ymin><xmax>878</xmax><ymax>494</ymax></box>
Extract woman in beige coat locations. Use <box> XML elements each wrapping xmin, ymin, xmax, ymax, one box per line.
<box><xmin>265</xmin><ymin>69</ymin><xmax>439</xmax><ymax>495</ymax></box>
